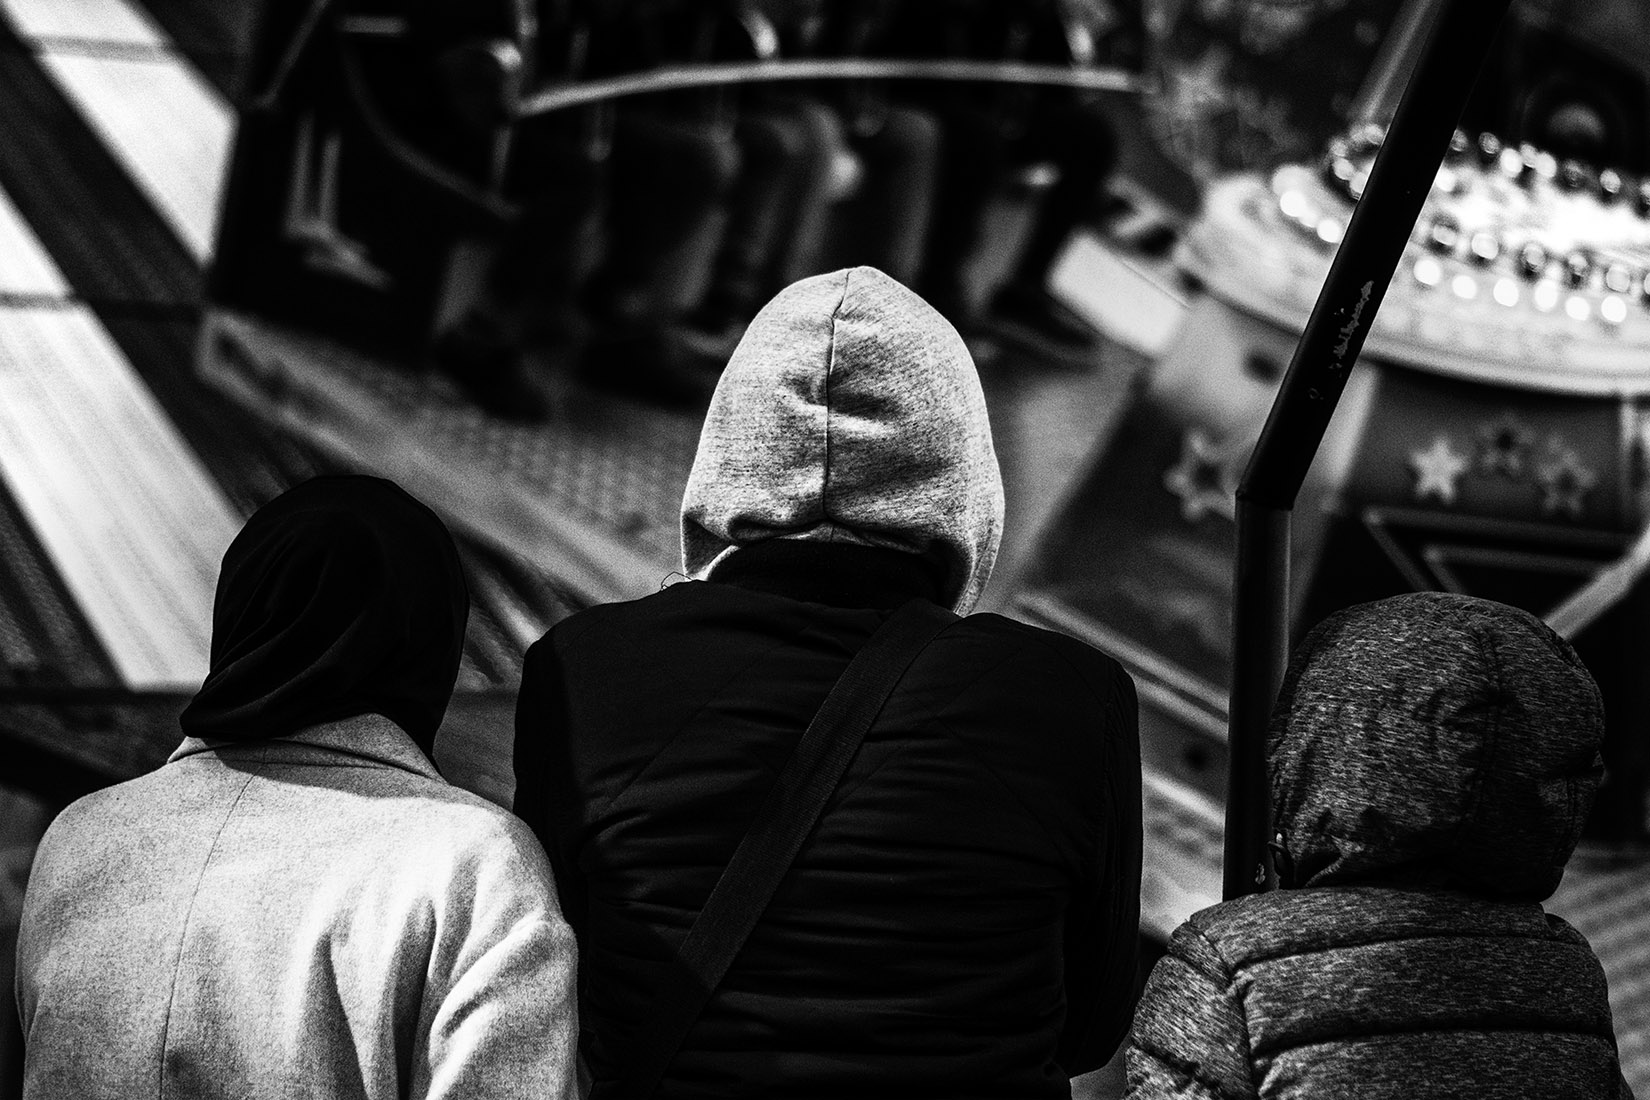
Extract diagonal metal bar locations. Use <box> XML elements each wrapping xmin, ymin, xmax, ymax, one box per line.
<box><xmin>1224</xmin><ymin>0</ymin><xmax>1515</xmax><ymax>900</ymax></box>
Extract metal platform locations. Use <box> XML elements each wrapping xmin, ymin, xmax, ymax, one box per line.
<box><xmin>0</xmin><ymin>0</ymin><xmax>578</xmax><ymax>788</ymax></box>
<box><xmin>201</xmin><ymin>311</ymin><xmax>696</xmax><ymax>605</ymax></box>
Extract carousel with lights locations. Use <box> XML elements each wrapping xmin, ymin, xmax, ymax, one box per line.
<box><xmin>1017</xmin><ymin>0</ymin><xmax>1650</xmax><ymax>840</ymax></box>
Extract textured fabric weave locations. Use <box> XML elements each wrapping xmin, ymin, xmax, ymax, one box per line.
<box><xmin>514</xmin><ymin>546</ymin><xmax>1143</xmax><ymax>1098</ymax></box>
<box><xmin>1129</xmin><ymin>888</ymin><xmax>1628</xmax><ymax>1099</ymax></box>
<box><xmin>17</xmin><ymin>716</ymin><xmax>580</xmax><ymax>1100</ymax></box>
<box><xmin>680</xmin><ymin>265</ymin><xmax>1003</xmax><ymax>614</ymax></box>
<box><xmin>1127</xmin><ymin>593</ymin><xmax>1628</xmax><ymax>1099</ymax></box>
<box><xmin>1269</xmin><ymin>591</ymin><xmax>1603</xmax><ymax>901</ymax></box>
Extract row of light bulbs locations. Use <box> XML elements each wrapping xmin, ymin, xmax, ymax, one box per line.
<box><xmin>1268</xmin><ymin>126</ymin><xmax>1649</xmax><ymax>328</ymax></box>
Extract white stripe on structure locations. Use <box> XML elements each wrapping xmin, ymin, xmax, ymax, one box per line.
<box><xmin>0</xmin><ymin>198</ymin><xmax>69</xmax><ymax>297</ymax></box>
<box><xmin>0</xmin><ymin>183</ymin><xmax>239</xmax><ymax>689</ymax></box>
<box><xmin>0</xmin><ymin>0</ymin><xmax>232</xmax><ymax>261</ymax></box>
<box><xmin>0</xmin><ymin>0</ymin><xmax>165</xmax><ymax>45</ymax></box>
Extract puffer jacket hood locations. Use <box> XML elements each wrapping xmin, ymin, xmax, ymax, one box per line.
<box><xmin>681</xmin><ymin>267</ymin><xmax>1004</xmax><ymax>614</ymax></box>
<box><xmin>1268</xmin><ymin>591</ymin><xmax>1605</xmax><ymax>902</ymax></box>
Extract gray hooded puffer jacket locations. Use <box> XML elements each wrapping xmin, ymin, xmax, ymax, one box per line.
<box><xmin>1127</xmin><ymin>592</ymin><xmax>1632</xmax><ymax>1099</ymax></box>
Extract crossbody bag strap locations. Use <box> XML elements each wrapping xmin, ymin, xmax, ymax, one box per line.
<box><xmin>603</xmin><ymin>597</ymin><xmax>957</xmax><ymax>1100</ymax></box>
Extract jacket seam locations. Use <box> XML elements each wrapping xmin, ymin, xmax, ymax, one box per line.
<box><xmin>1136</xmin><ymin>1040</ymin><xmax>1254</xmax><ymax>1100</ymax></box>
<box><xmin>1254</xmin><ymin>1019</ymin><xmax>1622</xmax><ymax>1061</ymax></box>
<box><xmin>584</xmin><ymin>623</ymin><xmax>836</xmax><ymax>824</ymax></box>
<box><xmin>1171</xmin><ymin>926</ymin><xmax>1259</xmax><ymax>1099</ymax></box>
<box><xmin>1227</xmin><ymin>924</ymin><xmax>1585</xmax><ymax>968</ymax></box>
<box><xmin>1448</xmin><ymin>621</ymin><xmax>1503</xmax><ymax>853</ymax></box>
<box><xmin>156</xmin><ymin>755</ymin><xmax>265</xmax><ymax>1099</ymax></box>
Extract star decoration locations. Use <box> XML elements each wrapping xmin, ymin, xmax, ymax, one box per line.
<box><xmin>1159</xmin><ymin>46</ymin><xmax>1235</xmax><ymax>166</ymax></box>
<box><xmin>1409</xmin><ymin>436</ymin><xmax>1470</xmax><ymax>506</ymax></box>
<box><xmin>1534</xmin><ymin>440</ymin><xmax>1598</xmax><ymax>520</ymax></box>
<box><xmin>1164</xmin><ymin>427</ymin><xmax>1236</xmax><ymax>523</ymax></box>
<box><xmin>1475</xmin><ymin>412</ymin><xmax>1534</xmax><ymax>480</ymax></box>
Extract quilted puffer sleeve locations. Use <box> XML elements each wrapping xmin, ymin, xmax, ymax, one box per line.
<box><xmin>1126</xmin><ymin>917</ymin><xmax>1257</xmax><ymax>1100</ymax></box>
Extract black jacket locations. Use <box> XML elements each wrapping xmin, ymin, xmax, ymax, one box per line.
<box><xmin>514</xmin><ymin>541</ymin><xmax>1143</xmax><ymax>1098</ymax></box>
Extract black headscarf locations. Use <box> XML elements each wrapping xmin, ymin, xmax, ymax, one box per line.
<box><xmin>179</xmin><ymin>476</ymin><xmax>470</xmax><ymax>757</ymax></box>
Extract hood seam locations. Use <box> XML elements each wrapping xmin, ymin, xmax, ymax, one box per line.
<box><xmin>820</xmin><ymin>270</ymin><xmax>852</xmax><ymax>541</ymax></box>
<box><xmin>1449</xmin><ymin>620</ymin><xmax>1503</xmax><ymax>858</ymax></box>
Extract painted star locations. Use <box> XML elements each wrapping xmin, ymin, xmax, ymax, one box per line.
<box><xmin>1164</xmin><ymin>428</ymin><xmax>1236</xmax><ymax>522</ymax></box>
<box><xmin>1535</xmin><ymin>442</ymin><xmax>1598</xmax><ymax>520</ymax></box>
<box><xmin>1475</xmin><ymin>412</ymin><xmax>1534</xmax><ymax>480</ymax></box>
<box><xmin>1409</xmin><ymin>436</ymin><xmax>1471</xmax><ymax>506</ymax></box>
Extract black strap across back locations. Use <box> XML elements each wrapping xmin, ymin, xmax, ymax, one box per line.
<box><xmin>600</xmin><ymin>597</ymin><xmax>957</xmax><ymax>1100</ymax></box>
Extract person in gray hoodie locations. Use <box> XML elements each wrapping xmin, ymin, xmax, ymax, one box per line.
<box><xmin>514</xmin><ymin>266</ymin><xmax>1143</xmax><ymax>1098</ymax></box>
<box><xmin>1127</xmin><ymin>591</ymin><xmax>1632</xmax><ymax>1099</ymax></box>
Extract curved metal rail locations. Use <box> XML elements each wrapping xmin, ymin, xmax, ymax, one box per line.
<box><xmin>517</xmin><ymin>58</ymin><xmax>1144</xmax><ymax>117</ymax></box>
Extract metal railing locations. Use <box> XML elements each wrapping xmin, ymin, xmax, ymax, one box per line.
<box><xmin>1223</xmin><ymin>0</ymin><xmax>1514</xmax><ymax>899</ymax></box>
<box><xmin>516</xmin><ymin>57</ymin><xmax>1143</xmax><ymax>117</ymax></box>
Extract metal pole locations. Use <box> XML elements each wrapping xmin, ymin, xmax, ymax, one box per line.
<box><xmin>1223</xmin><ymin>0</ymin><xmax>1513</xmax><ymax>900</ymax></box>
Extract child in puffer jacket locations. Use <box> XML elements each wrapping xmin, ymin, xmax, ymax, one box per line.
<box><xmin>1127</xmin><ymin>591</ymin><xmax>1634</xmax><ymax>1099</ymax></box>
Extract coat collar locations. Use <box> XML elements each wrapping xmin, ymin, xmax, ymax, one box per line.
<box><xmin>707</xmin><ymin>540</ymin><xmax>946</xmax><ymax>610</ymax></box>
<box><xmin>168</xmin><ymin>713</ymin><xmax>444</xmax><ymax>781</ymax></box>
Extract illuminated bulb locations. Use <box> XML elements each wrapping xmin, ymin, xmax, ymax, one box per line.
<box><xmin>1414</xmin><ymin>257</ymin><xmax>1444</xmax><ymax>286</ymax></box>
<box><xmin>1493</xmin><ymin>278</ymin><xmax>1519</xmax><ymax>307</ymax></box>
<box><xmin>1533</xmin><ymin>280</ymin><xmax>1560</xmax><ymax>311</ymax></box>
<box><xmin>1428</xmin><ymin>219</ymin><xmax>1460</xmax><ymax>252</ymax></box>
<box><xmin>1451</xmin><ymin>274</ymin><xmax>1478</xmax><ymax>300</ymax></box>
<box><xmin>1278</xmin><ymin>189</ymin><xmax>1311</xmax><ymax>221</ymax></box>
<box><xmin>1601</xmin><ymin>296</ymin><xmax>1628</xmax><ymax>325</ymax></box>
<box><xmin>1566</xmin><ymin>296</ymin><xmax>1591</xmax><ymax>322</ymax></box>
<box><xmin>1435</xmin><ymin>166</ymin><xmax>1459</xmax><ymax>193</ymax></box>
<box><xmin>1532</xmin><ymin>150</ymin><xmax>1559</xmax><ymax>180</ymax></box>
<box><xmin>1316</xmin><ymin>218</ymin><xmax>1344</xmax><ymax>244</ymax></box>
<box><xmin>1497</xmin><ymin>147</ymin><xmax>1525</xmax><ymax>178</ymax></box>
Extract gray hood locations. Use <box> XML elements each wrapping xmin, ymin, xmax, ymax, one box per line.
<box><xmin>681</xmin><ymin>267</ymin><xmax>1004</xmax><ymax>614</ymax></box>
<box><xmin>1269</xmin><ymin>591</ymin><xmax>1604</xmax><ymax>901</ymax></box>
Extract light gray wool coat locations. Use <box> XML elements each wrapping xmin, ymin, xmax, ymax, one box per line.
<box><xmin>681</xmin><ymin>265</ymin><xmax>1005</xmax><ymax>614</ymax></box>
<box><xmin>1127</xmin><ymin>592</ymin><xmax>1633</xmax><ymax>1099</ymax></box>
<box><xmin>15</xmin><ymin>715</ymin><xmax>580</xmax><ymax>1100</ymax></box>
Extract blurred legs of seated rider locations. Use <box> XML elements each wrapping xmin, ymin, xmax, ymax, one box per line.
<box><xmin>433</xmin><ymin>121</ymin><xmax>606</xmax><ymax>423</ymax></box>
<box><xmin>685</xmin><ymin>98</ymin><xmax>839</xmax><ymax>360</ymax></box>
<box><xmin>916</xmin><ymin>93</ymin><xmax>1117</xmax><ymax>352</ymax></box>
<box><xmin>806</xmin><ymin>102</ymin><xmax>941</xmax><ymax>291</ymax></box>
<box><xmin>578</xmin><ymin>102</ymin><xmax>740</xmax><ymax>407</ymax></box>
